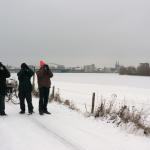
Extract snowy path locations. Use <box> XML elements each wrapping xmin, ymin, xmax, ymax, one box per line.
<box><xmin>0</xmin><ymin>98</ymin><xmax>150</xmax><ymax>150</ymax></box>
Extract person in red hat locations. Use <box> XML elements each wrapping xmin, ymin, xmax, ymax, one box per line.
<box><xmin>36</xmin><ymin>61</ymin><xmax>53</xmax><ymax>115</ymax></box>
<box><xmin>40</xmin><ymin>60</ymin><xmax>46</xmax><ymax>67</ymax></box>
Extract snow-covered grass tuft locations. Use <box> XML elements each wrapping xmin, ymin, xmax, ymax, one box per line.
<box><xmin>94</xmin><ymin>99</ymin><xmax>150</xmax><ymax>136</ymax></box>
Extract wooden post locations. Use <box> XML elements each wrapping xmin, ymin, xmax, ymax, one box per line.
<box><xmin>51</xmin><ymin>86</ymin><xmax>55</xmax><ymax>100</ymax></box>
<box><xmin>91</xmin><ymin>92</ymin><xmax>95</xmax><ymax>114</ymax></box>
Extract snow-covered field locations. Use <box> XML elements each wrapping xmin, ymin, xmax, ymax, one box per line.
<box><xmin>51</xmin><ymin>73</ymin><xmax>150</xmax><ymax>111</ymax></box>
<box><xmin>1</xmin><ymin>73</ymin><xmax>150</xmax><ymax>150</ymax></box>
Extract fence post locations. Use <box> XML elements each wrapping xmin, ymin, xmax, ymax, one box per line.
<box><xmin>91</xmin><ymin>92</ymin><xmax>95</xmax><ymax>114</ymax></box>
<box><xmin>50</xmin><ymin>86</ymin><xmax>55</xmax><ymax>101</ymax></box>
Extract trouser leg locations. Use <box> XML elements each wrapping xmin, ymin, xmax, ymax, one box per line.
<box><xmin>19</xmin><ymin>92</ymin><xmax>25</xmax><ymax>112</ymax></box>
<box><xmin>39</xmin><ymin>88</ymin><xmax>44</xmax><ymax>112</ymax></box>
<box><xmin>26</xmin><ymin>92</ymin><xmax>33</xmax><ymax>113</ymax></box>
<box><xmin>43</xmin><ymin>88</ymin><xmax>50</xmax><ymax>111</ymax></box>
<box><xmin>0</xmin><ymin>94</ymin><xmax>5</xmax><ymax>113</ymax></box>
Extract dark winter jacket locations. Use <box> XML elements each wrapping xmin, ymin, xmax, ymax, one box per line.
<box><xmin>0</xmin><ymin>66</ymin><xmax>10</xmax><ymax>95</ymax></box>
<box><xmin>36</xmin><ymin>66</ymin><xmax>53</xmax><ymax>88</ymax></box>
<box><xmin>17</xmin><ymin>68</ymin><xmax>34</xmax><ymax>92</ymax></box>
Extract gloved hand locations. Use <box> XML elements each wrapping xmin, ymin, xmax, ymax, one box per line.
<box><xmin>0</xmin><ymin>62</ymin><xmax>3</xmax><ymax>67</ymax></box>
<box><xmin>44</xmin><ymin>64</ymin><xmax>50</xmax><ymax>71</ymax></box>
<box><xmin>0</xmin><ymin>62</ymin><xmax>5</xmax><ymax>70</ymax></box>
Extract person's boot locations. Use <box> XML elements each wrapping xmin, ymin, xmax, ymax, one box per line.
<box><xmin>43</xmin><ymin>110</ymin><xmax>51</xmax><ymax>115</ymax></box>
<box><xmin>39</xmin><ymin>111</ymin><xmax>44</xmax><ymax>115</ymax></box>
<box><xmin>28</xmin><ymin>110</ymin><xmax>34</xmax><ymax>115</ymax></box>
<box><xmin>0</xmin><ymin>112</ymin><xmax>7</xmax><ymax>116</ymax></box>
<box><xmin>19</xmin><ymin>110</ymin><xmax>25</xmax><ymax>114</ymax></box>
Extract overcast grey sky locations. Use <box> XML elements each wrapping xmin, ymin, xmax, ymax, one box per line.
<box><xmin>0</xmin><ymin>0</ymin><xmax>150</xmax><ymax>67</ymax></box>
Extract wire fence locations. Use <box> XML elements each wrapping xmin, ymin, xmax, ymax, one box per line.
<box><xmin>51</xmin><ymin>85</ymin><xmax>150</xmax><ymax>114</ymax></box>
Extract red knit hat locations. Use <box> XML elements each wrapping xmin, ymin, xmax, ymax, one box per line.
<box><xmin>40</xmin><ymin>60</ymin><xmax>46</xmax><ymax>67</ymax></box>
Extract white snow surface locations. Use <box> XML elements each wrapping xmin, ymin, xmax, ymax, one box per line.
<box><xmin>0</xmin><ymin>99</ymin><xmax>150</xmax><ymax>150</ymax></box>
<box><xmin>1</xmin><ymin>73</ymin><xmax>150</xmax><ymax>150</ymax></box>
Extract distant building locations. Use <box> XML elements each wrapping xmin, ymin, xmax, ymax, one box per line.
<box><xmin>115</xmin><ymin>61</ymin><xmax>120</xmax><ymax>73</ymax></box>
<box><xmin>139</xmin><ymin>63</ymin><xmax>149</xmax><ymax>68</ymax></box>
<box><xmin>137</xmin><ymin>63</ymin><xmax>150</xmax><ymax>76</ymax></box>
<box><xmin>71</xmin><ymin>66</ymin><xmax>82</xmax><ymax>71</ymax></box>
<box><xmin>103</xmin><ymin>67</ymin><xmax>112</xmax><ymax>73</ymax></box>
<box><xmin>57</xmin><ymin>65</ymin><xmax>65</xmax><ymax>70</ymax></box>
<box><xmin>49</xmin><ymin>66</ymin><xmax>56</xmax><ymax>69</ymax></box>
<box><xmin>84</xmin><ymin>64</ymin><xmax>96</xmax><ymax>72</ymax></box>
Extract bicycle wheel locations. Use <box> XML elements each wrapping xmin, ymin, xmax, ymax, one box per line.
<box><xmin>5</xmin><ymin>94</ymin><xmax>11</xmax><ymax>102</ymax></box>
<box><xmin>11</xmin><ymin>91</ymin><xmax>20</xmax><ymax>105</ymax></box>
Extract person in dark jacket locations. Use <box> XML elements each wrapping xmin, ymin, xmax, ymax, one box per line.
<box><xmin>17</xmin><ymin>63</ymin><xmax>34</xmax><ymax>114</ymax></box>
<box><xmin>36</xmin><ymin>61</ymin><xmax>53</xmax><ymax>115</ymax></box>
<box><xmin>0</xmin><ymin>62</ymin><xmax>10</xmax><ymax>116</ymax></box>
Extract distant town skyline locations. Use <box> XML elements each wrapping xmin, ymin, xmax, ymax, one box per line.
<box><xmin>0</xmin><ymin>0</ymin><xmax>150</xmax><ymax>67</ymax></box>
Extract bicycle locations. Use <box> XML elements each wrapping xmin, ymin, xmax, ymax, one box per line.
<box><xmin>5</xmin><ymin>79</ymin><xmax>20</xmax><ymax>105</ymax></box>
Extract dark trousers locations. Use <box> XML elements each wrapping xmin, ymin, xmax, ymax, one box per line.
<box><xmin>0</xmin><ymin>94</ymin><xmax>5</xmax><ymax>113</ymax></box>
<box><xmin>39</xmin><ymin>87</ymin><xmax>50</xmax><ymax>112</ymax></box>
<box><xmin>19</xmin><ymin>91</ymin><xmax>33</xmax><ymax>112</ymax></box>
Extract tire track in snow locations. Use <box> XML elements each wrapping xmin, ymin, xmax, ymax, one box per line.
<box><xmin>3</xmin><ymin>102</ymin><xmax>85</xmax><ymax>150</ymax></box>
<box><xmin>76</xmin><ymin>128</ymin><xmax>122</xmax><ymax>150</ymax></box>
<box><xmin>29</xmin><ymin>117</ymin><xmax>86</xmax><ymax>150</ymax></box>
